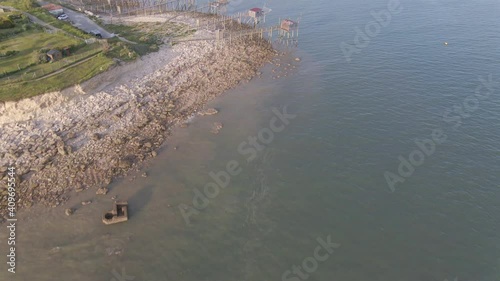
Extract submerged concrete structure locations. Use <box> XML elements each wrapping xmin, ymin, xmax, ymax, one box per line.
<box><xmin>102</xmin><ymin>201</ymin><xmax>129</xmax><ymax>225</ymax></box>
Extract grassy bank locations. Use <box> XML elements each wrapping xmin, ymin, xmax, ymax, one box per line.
<box><xmin>0</xmin><ymin>10</ymin><xmax>112</xmax><ymax>101</ymax></box>
<box><xmin>0</xmin><ymin>29</ymin><xmax>80</xmax><ymax>74</ymax></box>
<box><xmin>0</xmin><ymin>0</ymin><xmax>90</xmax><ymax>38</ymax></box>
<box><xmin>0</xmin><ymin>53</ymin><xmax>113</xmax><ymax>101</ymax></box>
<box><xmin>0</xmin><ymin>0</ymin><xmax>113</xmax><ymax>101</ymax></box>
<box><xmin>0</xmin><ymin>0</ymin><xmax>199</xmax><ymax>102</ymax></box>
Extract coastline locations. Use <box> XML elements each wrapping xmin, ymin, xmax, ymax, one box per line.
<box><xmin>0</xmin><ymin>14</ymin><xmax>278</xmax><ymax>222</ymax></box>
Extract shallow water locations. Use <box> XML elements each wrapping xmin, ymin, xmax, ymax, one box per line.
<box><xmin>3</xmin><ymin>0</ymin><xmax>500</xmax><ymax>280</ymax></box>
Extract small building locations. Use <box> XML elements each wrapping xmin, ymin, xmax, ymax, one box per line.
<box><xmin>42</xmin><ymin>4</ymin><xmax>64</xmax><ymax>16</ymax></box>
<box><xmin>102</xmin><ymin>201</ymin><xmax>129</xmax><ymax>225</ymax></box>
<box><xmin>62</xmin><ymin>47</ymin><xmax>71</xmax><ymax>56</ymax></box>
<box><xmin>249</xmin><ymin>7</ymin><xmax>263</xmax><ymax>18</ymax></box>
<box><xmin>280</xmin><ymin>19</ymin><xmax>298</xmax><ymax>32</ymax></box>
<box><xmin>46</xmin><ymin>49</ymin><xmax>62</xmax><ymax>62</ymax></box>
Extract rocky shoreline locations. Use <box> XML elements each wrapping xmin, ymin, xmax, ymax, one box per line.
<box><xmin>0</xmin><ymin>17</ymin><xmax>277</xmax><ymax>222</ymax></box>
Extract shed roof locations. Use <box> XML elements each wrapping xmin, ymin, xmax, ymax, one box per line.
<box><xmin>47</xmin><ymin>49</ymin><xmax>61</xmax><ymax>55</ymax></box>
<box><xmin>250</xmin><ymin>8</ymin><xmax>263</xmax><ymax>12</ymax></box>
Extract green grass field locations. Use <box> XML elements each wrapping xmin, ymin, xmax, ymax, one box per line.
<box><xmin>0</xmin><ymin>0</ymin><xmax>27</xmax><ymax>10</ymax></box>
<box><xmin>0</xmin><ymin>29</ymin><xmax>80</xmax><ymax>74</ymax></box>
<box><xmin>0</xmin><ymin>1</ymin><xmax>196</xmax><ymax>102</ymax></box>
<box><xmin>0</xmin><ymin>0</ymin><xmax>117</xmax><ymax>102</ymax></box>
<box><xmin>0</xmin><ymin>0</ymin><xmax>91</xmax><ymax>38</ymax></box>
<box><xmin>0</xmin><ymin>53</ymin><xmax>113</xmax><ymax>101</ymax></box>
<box><xmin>0</xmin><ymin>15</ymin><xmax>113</xmax><ymax>102</ymax></box>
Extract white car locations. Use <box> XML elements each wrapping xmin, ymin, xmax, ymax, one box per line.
<box><xmin>57</xmin><ymin>14</ymin><xmax>69</xmax><ymax>20</ymax></box>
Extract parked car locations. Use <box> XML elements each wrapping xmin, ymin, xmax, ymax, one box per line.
<box><xmin>57</xmin><ymin>14</ymin><xmax>69</xmax><ymax>20</ymax></box>
<box><xmin>89</xmin><ymin>30</ymin><xmax>102</xmax><ymax>39</ymax></box>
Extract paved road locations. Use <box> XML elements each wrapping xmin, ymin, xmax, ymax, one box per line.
<box><xmin>62</xmin><ymin>8</ymin><xmax>115</xmax><ymax>39</ymax></box>
<box><xmin>36</xmin><ymin>0</ymin><xmax>114</xmax><ymax>39</ymax></box>
<box><xmin>2</xmin><ymin>3</ymin><xmax>114</xmax><ymax>39</ymax></box>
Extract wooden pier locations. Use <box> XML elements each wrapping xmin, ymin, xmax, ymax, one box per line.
<box><xmin>174</xmin><ymin>20</ymin><xmax>299</xmax><ymax>48</ymax></box>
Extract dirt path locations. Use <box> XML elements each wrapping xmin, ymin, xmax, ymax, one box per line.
<box><xmin>34</xmin><ymin>52</ymin><xmax>101</xmax><ymax>81</ymax></box>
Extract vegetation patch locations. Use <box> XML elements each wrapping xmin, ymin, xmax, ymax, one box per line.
<box><xmin>0</xmin><ymin>12</ymin><xmax>33</xmax><ymax>39</ymax></box>
<box><xmin>0</xmin><ymin>53</ymin><xmax>113</xmax><ymax>101</ymax></box>
<box><xmin>0</xmin><ymin>18</ymin><xmax>107</xmax><ymax>101</ymax></box>
<box><xmin>0</xmin><ymin>0</ymin><xmax>199</xmax><ymax>101</ymax></box>
<box><xmin>103</xmin><ymin>21</ymin><xmax>195</xmax><ymax>57</ymax></box>
<box><xmin>0</xmin><ymin>16</ymin><xmax>14</xmax><ymax>29</ymax></box>
<box><xmin>0</xmin><ymin>29</ymin><xmax>80</xmax><ymax>75</ymax></box>
<box><xmin>0</xmin><ymin>0</ymin><xmax>91</xmax><ymax>39</ymax></box>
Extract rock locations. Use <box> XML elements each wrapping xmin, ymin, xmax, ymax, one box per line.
<box><xmin>295</xmin><ymin>57</ymin><xmax>301</xmax><ymax>62</ymax></box>
<box><xmin>96</xmin><ymin>187</ymin><xmax>108</xmax><ymax>195</ymax></box>
<box><xmin>91</xmin><ymin>133</ymin><xmax>101</xmax><ymax>141</ymax></box>
<box><xmin>56</xmin><ymin>140</ymin><xmax>65</xmax><ymax>148</ymax></box>
<box><xmin>104</xmin><ymin>177</ymin><xmax>112</xmax><ymax>185</ymax></box>
<box><xmin>49</xmin><ymin>246</ymin><xmax>61</xmax><ymax>254</ymax></box>
<box><xmin>118</xmin><ymin>158</ymin><xmax>133</xmax><ymax>169</ymax></box>
<box><xmin>65</xmin><ymin>208</ymin><xmax>74</xmax><ymax>216</ymax></box>
<box><xmin>151</xmin><ymin>151</ymin><xmax>157</xmax><ymax>157</ymax></box>
<box><xmin>199</xmin><ymin>108</ymin><xmax>219</xmax><ymax>116</ymax></box>
<box><xmin>57</xmin><ymin>146</ymin><xmax>67</xmax><ymax>156</ymax></box>
<box><xmin>211</xmin><ymin>122</ymin><xmax>223</xmax><ymax>134</ymax></box>
<box><xmin>75</xmin><ymin>186</ymin><xmax>84</xmax><ymax>192</ymax></box>
<box><xmin>111</xmin><ymin>195</ymin><xmax>117</xmax><ymax>200</ymax></box>
<box><xmin>141</xmin><ymin>172</ymin><xmax>148</xmax><ymax>178</ymax></box>
<box><xmin>81</xmin><ymin>200</ymin><xmax>92</xmax><ymax>206</ymax></box>
<box><xmin>143</xmin><ymin>142</ymin><xmax>152</xmax><ymax>148</ymax></box>
<box><xmin>106</xmin><ymin>247</ymin><xmax>124</xmax><ymax>256</ymax></box>
<box><xmin>113</xmin><ymin>137</ymin><xmax>124</xmax><ymax>145</ymax></box>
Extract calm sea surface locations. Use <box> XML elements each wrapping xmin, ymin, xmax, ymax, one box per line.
<box><xmin>3</xmin><ymin>0</ymin><xmax>500</xmax><ymax>280</ymax></box>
